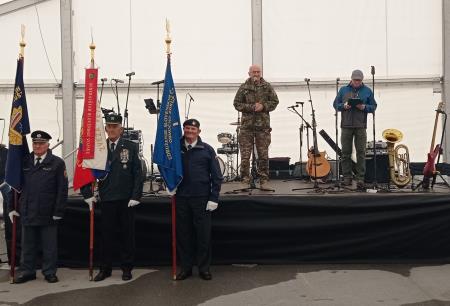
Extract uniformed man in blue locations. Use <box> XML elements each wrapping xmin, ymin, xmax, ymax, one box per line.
<box><xmin>175</xmin><ymin>119</ymin><xmax>223</xmax><ymax>281</ymax></box>
<box><xmin>9</xmin><ymin>130</ymin><xmax>68</xmax><ymax>284</ymax></box>
<box><xmin>81</xmin><ymin>113</ymin><xmax>143</xmax><ymax>282</ymax></box>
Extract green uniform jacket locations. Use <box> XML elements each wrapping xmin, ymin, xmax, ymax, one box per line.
<box><xmin>233</xmin><ymin>78</ymin><xmax>279</xmax><ymax>131</ymax></box>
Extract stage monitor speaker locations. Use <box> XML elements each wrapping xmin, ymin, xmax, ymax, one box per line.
<box><xmin>364</xmin><ymin>154</ymin><xmax>390</xmax><ymax>184</ymax></box>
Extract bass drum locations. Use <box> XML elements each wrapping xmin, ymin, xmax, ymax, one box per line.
<box><xmin>216</xmin><ymin>156</ymin><xmax>226</xmax><ymax>176</ymax></box>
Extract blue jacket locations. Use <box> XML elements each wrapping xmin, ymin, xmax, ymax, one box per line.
<box><xmin>333</xmin><ymin>83</ymin><xmax>377</xmax><ymax>128</ymax></box>
<box><xmin>9</xmin><ymin>150</ymin><xmax>68</xmax><ymax>226</ymax></box>
<box><xmin>176</xmin><ymin>137</ymin><xmax>223</xmax><ymax>202</ymax></box>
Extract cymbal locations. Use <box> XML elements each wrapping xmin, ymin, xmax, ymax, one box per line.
<box><xmin>229</xmin><ymin>121</ymin><xmax>241</xmax><ymax>126</ymax></box>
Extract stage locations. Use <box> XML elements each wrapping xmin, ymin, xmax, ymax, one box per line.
<box><xmin>57</xmin><ymin>178</ymin><xmax>450</xmax><ymax>268</ymax></box>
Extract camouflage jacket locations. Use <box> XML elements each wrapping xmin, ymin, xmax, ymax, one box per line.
<box><xmin>233</xmin><ymin>78</ymin><xmax>279</xmax><ymax>131</ymax></box>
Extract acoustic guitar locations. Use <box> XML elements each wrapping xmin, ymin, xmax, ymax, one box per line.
<box><xmin>306</xmin><ymin>126</ymin><xmax>331</xmax><ymax>179</ymax></box>
<box><xmin>422</xmin><ymin>102</ymin><xmax>445</xmax><ymax>188</ymax></box>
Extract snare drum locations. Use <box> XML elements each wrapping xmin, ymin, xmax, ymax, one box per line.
<box><xmin>217</xmin><ymin>132</ymin><xmax>232</xmax><ymax>144</ymax></box>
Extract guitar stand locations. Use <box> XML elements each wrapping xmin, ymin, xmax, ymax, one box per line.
<box><xmin>413</xmin><ymin>111</ymin><xmax>448</xmax><ymax>191</ymax></box>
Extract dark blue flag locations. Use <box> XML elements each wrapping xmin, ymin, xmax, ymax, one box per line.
<box><xmin>5</xmin><ymin>57</ymin><xmax>30</xmax><ymax>192</ymax></box>
<box><xmin>153</xmin><ymin>56</ymin><xmax>183</xmax><ymax>192</ymax></box>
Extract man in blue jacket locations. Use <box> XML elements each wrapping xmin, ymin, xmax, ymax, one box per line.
<box><xmin>175</xmin><ymin>119</ymin><xmax>223</xmax><ymax>281</ymax></box>
<box><xmin>333</xmin><ymin>70</ymin><xmax>377</xmax><ymax>189</ymax></box>
<box><xmin>9</xmin><ymin>131</ymin><xmax>68</xmax><ymax>283</ymax></box>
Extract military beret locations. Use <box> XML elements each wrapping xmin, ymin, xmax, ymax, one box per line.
<box><xmin>105</xmin><ymin>113</ymin><xmax>122</xmax><ymax>125</ymax></box>
<box><xmin>31</xmin><ymin>130</ymin><xmax>52</xmax><ymax>143</ymax></box>
<box><xmin>183</xmin><ymin>118</ymin><xmax>200</xmax><ymax>128</ymax></box>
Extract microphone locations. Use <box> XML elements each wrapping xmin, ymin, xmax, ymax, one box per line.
<box><xmin>336</xmin><ymin>77</ymin><xmax>340</xmax><ymax>81</ymax></box>
<box><xmin>188</xmin><ymin>93</ymin><xmax>194</xmax><ymax>102</ymax></box>
<box><xmin>151</xmin><ymin>79</ymin><xmax>165</xmax><ymax>85</ymax></box>
<box><xmin>101</xmin><ymin>78</ymin><xmax>108</xmax><ymax>82</ymax></box>
<box><xmin>288</xmin><ymin>105</ymin><xmax>299</xmax><ymax>109</ymax></box>
<box><xmin>371</xmin><ymin>66</ymin><xmax>375</xmax><ymax>75</ymax></box>
<box><xmin>126</xmin><ymin>72</ymin><xmax>135</xmax><ymax>77</ymax></box>
<box><xmin>296</xmin><ymin>101</ymin><xmax>305</xmax><ymax>105</ymax></box>
<box><xmin>304</xmin><ymin>78</ymin><xmax>310</xmax><ymax>82</ymax></box>
<box><xmin>112</xmin><ymin>78</ymin><xmax>124</xmax><ymax>83</ymax></box>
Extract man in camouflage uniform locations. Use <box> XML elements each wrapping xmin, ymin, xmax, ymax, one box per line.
<box><xmin>233</xmin><ymin>65</ymin><xmax>279</xmax><ymax>189</ymax></box>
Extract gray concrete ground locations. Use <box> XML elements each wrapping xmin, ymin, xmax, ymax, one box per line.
<box><xmin>2</xmin><ymin>223</ymin><xmax>450</xmax><ymax>306</ymax></box>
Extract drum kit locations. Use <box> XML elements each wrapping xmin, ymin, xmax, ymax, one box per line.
<box><xmin>216</xmin><ymin>121</ymin><xmax>241</xmax><ymax>182</ymax></box>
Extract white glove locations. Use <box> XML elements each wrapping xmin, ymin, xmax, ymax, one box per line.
<box><xmin>84</xmin><ymin>197</ymin><xmax>96</xmax><ymax>211</ymax></box>
<box><xmin>128</xmin><ymin>199</ymin><xmax>140</xmax><ymax>207</ymax></box>
<box><xmin>9</xmin><ymin>210</ymin><xmax>20</xmax><ymax>223</ymax></box>
<box><xmin>206</xmin><ymin>201</ymin><xmax>218</xmax><ymax>211</ymax></box>
<box><xmin>53</xmin><ymin>216</ymin><xmax>62</xmax><ymax>220</ymax></box>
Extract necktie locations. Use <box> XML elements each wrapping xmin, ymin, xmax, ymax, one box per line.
<box><xmin>111</xmin><ymin>142</ymin><xmax>116</xmax><ymax>152</ymax></box>
<box><xmin>36</xmin><ymin>157</ymin><xmax>41</xmax><ymax>166</ymax></box>
<box><xmin>187</xmin><ymin>144</ymin><xmax>192</xmax><ymax>150</ymax></box>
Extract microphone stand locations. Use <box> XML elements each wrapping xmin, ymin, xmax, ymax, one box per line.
<box><xmin>228</xmin><ymin>109</ymin><xmax>274</xmax><ymax>194</ymax></box>
<box><xmin>124</xmin><ymin>72</ymin><xmax>134</xmax><ymax>137</ymax></box>
<box><xmin>335</xmin><ymin>77</ymin><xmax>342</xmax><ymax>188</ymax></box>
<box><xmin>111</xmin><ymin>79</ymin><xmax>121</xmax><ymax>116</ymax></box>
<box><xmin>371</xmin><ymin>66</ymin><xmax>378</xmax><ymax>190</ymax></box>
<box><xmin>186</xmin><ymin>94</ymin><xmax>194</xmax><ymax>119</ymax></box>
<box><xmin>99</xmin><ymin>78</ymin><xmax>106</xmax><ymax>104</ymax></box>
<box><xmin>293</xmin><ymin>79</ymin><xmax>330</xmax><ymax>193</ymax></box>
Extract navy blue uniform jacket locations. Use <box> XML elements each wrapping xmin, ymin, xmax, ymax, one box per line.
<box><xmin>176</xmin><ymin>137</ymin><xmax>223</xmax><ymax>203</ymax></box>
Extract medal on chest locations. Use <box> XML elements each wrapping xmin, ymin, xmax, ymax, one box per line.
<box><xmin>120</xmin><ymin>148</ymin><xmax>129</xmax><ymax>169</ymax></box>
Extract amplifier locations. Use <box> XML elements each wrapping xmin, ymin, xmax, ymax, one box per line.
<box><xmin>366</xmin><ymin>149</ymin><xmax>388</xmax><ymax>156</ymax></box>
<box><xmin>364</xmin><ymin>154</ymin><xmax>390</xmax><ymax>183</ymax></box>
<box><xmin>367</xmin><ymin>140</ymin><xmax>387</xmax><ymax>149</ymax></box>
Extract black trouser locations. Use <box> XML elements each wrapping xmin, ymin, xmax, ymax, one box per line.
<box><xmin>20</xmin><ymin>224</ymin><xmax>57</xmax><ymax>276</ymax></box>
<box><xmin>100</xmin><ymin>200</ymin><xmax>135</xmax><ymax>271</ymax></box>
<box><xmin>2</xmin><ymin>189</ymin><xmax>21</xmax><ymax>265</ymax></box>
<box><xmin>176</xmin><ymin>196</ymin><xmax>211</xmax><ymax>273</ymax></box>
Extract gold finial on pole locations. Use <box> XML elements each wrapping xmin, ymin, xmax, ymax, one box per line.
<box><xmin>89</xmin><ymin>28</ymin><xmax>96</xmax><ymax>67</ymax></box>
<box><xmin>165</xmin><ymin>18</ymin><xmax>172</xmax><ymax>55</ymax></box>
<box><xmin>19</xmin><ymin>24</ymin><xmax>26</xmax><ymax>58</ymax></box>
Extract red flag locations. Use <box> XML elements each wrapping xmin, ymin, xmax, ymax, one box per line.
<box><xmin>73</xmin><ymin>135</ymin><xmax>95</xmax><ymax>191</ymax></box>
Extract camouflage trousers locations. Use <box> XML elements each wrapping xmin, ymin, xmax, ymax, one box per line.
<box><xmin>238</xmin><ymin>129</ymin><xmax>271</xmax><ymax>181</ymax></box>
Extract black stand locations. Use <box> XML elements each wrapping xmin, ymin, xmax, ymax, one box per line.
<box><xmin>123</xmin><ymin>72</ymin><xmax>135</xmax><ymax>137</ymax></box>
<box><xmin>334</xmin><ymin>77</ymin><xmax>342</xmax><ymax>188</ymax></box>
<box><xmin>413</xmin><ymin>111</ymin><xmax>450</xmax><ymax>191</ymax></box>
<box><xmin>228</xmin><ymin>110</ymin><xmax>274</xmax><ymax>194</ymax></box>
<box><xmin>284</xmin><ymin>103</ymin><xmax>311</xmax><ymax>182</ymax></box>
<box><xmin>370</xmin><ymin>66</ymin><xmax>378</xmax><ymax>190</ymax></box>
<box><xmin>111</xmin><ymin>79</ymin><xmax>121</xmax><ymax>115</ymax></box>
<box><xmin>293</xmin><ymin>79</ymin><xmax>331</xmax><ymax>193</ymax></box>
<box><xmin>99</xmin><ymin>78</ymin><xmax>106</xmax><ymax>104</ymax></box>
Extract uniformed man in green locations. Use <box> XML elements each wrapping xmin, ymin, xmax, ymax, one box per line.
<box><xmin>81</xmin><ymin>113</ymin><xmax>143</xmax><ymax>282</ymax></box>
<box><xmin>233</xmin><ymin>64</ymin><xmax>279</xmax><ymax>189</ymax></box>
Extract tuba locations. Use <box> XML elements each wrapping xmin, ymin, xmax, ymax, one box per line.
<box><xmin>382</xmin><ymin>129</ymin><xmax>411</xmax><ymax>188</ymax></box>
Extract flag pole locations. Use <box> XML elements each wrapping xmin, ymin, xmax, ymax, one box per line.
<box><xmin>10</xmin><ymin>24</ymin><xmax>27</xmax><ymax>284</ymax></box>
<box><xmin>88</xmin><ymin>39</ymin><xmax>96</xmax><ymax>281</ymax></box>
<box><xmin>165</xmin><ymin>19</ymin><xmax>177</xmax><ymax>280</ymax></box>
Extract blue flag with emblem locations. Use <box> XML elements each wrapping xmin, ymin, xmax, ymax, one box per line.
<box><xmin>153</xmin><ymin>56</ymin><xmax>183</xmax><ymax>192</ymax></box>
<box><xmin>5</xmin><ymin>57</ymin><xmax>30</xmax><ymax>192</ymax></box>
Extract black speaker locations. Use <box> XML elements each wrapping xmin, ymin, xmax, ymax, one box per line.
<box><xmin>364</xmin><ymin>154</ymin><xmax>390</xmax><ymax>183</ymax></box>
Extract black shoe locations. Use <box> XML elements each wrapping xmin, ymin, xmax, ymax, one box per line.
<box><xmin>356</xmin><ymin>181</ymin><xmax>365</xmax><ymax>190</ymax></box>
<box><xmin>122</xmin><ymin>269</ymin><xmax>132</xmax><ymax>281</ymax></box>
<box><xmin>44</xmin><ymin>274</ymin><xmax>59</xmax><ymax>283</ymax></box>
<box><xmin>175</xmin><ymin>270</ymin><xmax>192</xmax><ymax>281</ymax></box>
<box><xmin>14</xmin><ymin>274</ymin><xmax>36</xmax><ymax>284</ymax></box>
<box><xmin>199</xmin><ymin>271</ymin><xmax>212</xmax><ymax>280</ymax></box>
<box><xmin>94</xmin><ymin>270</ymin><xmax>112</xmax><ymax>282</ymax></box>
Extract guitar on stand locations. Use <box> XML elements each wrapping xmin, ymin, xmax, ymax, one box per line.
<box><xmin>293</xmin><ymin>79</ymin><xmax>331</xmax><ymax>192</ymax></box>
<box><xmin>414</xmin><ymin>102</ymin><xmax>449</xmax><ymax>190</ymax></box>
